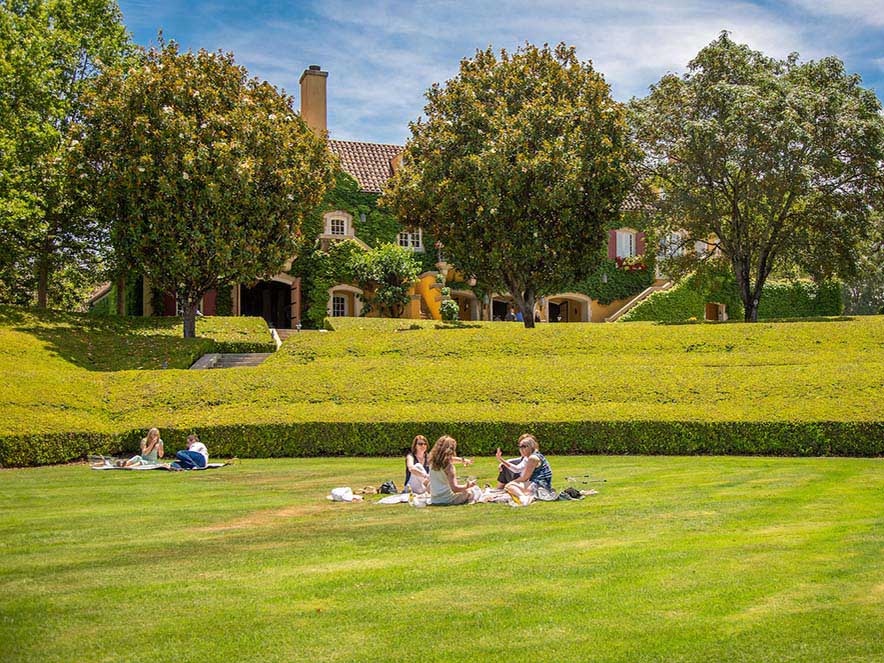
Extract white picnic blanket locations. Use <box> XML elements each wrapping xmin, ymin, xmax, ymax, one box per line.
<box><xmin>91</xmin><ymin>462</ymin><xmax>227</xmax><ymax>471</ymax></box>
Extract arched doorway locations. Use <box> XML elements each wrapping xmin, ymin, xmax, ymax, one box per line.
<box><xmin>451</xmin><ymin>290</ymin><xmax>479</xmax><ymax>321</ymax></box>
<box><xmin>544</xmin><ymin>293</ymin><xmax>591</xmax><ymax>322</ymax></box>
<box><xmin>240</xmin><ymin>280</ymin><xmax>293</xmax><ymax>328</ymax></box>
<box><xmin>327</xmin><ymin>284</ymin><xmax>364</xmax><ymax>318</ymax></box>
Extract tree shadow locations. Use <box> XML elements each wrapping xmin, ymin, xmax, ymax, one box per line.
<box><xmin>0</xmin><ymin>305</ymin><xmax>213</xmax><ymax>371</ymax></box>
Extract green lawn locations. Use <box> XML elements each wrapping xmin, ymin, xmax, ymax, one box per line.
<box><xmin>1</xmin><ymin>457</ymin><xmax>882</xmax><ymax>662</ymax></box>
<box><xmin>2</xmin><ymin>309</ymin><xmax>884</xmax><ymax>464</ymax></box>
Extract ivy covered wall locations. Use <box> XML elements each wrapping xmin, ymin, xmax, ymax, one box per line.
<box><xmin>290</xmin><ymin>170</ymin><xmax>437</xmax><ymax>327</ymax></box>
<box><xmin>558</xmin><ymin>210</ymin><xmax>656</xmax><ymax>304</ymax></box>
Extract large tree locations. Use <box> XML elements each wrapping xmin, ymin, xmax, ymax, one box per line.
<box><xmin>631</xmin><ymin>33</ymin><xmax>884</xmax><ymax>322</ymax></box>
<box><xmin>383</xmin><ymin>43</ymin><xmax>638</xmax><ymax>328</ymax></box>
<box><xmin>0</xmin><ymin>0</ymin><xmax>132</xmax><ymax>308</ymax></box>
<box><xmin>81</xmin><ymin>41</ymin><xmax>335</xmax><ymax>337</ymax></box>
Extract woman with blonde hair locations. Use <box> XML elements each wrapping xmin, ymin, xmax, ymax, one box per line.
<box><xmin>406</xmin><ymin>435</ymin><xmax>474</xmax><ymax>494</ymax></box>
<box><xmin>495</xmin><ymin>433</ymin><xmax>553</xmax><ymax>501</ymax></box>
<box><xmin>118</xmin><ymin>428</ymin><xmax>164</xmax><ymax>467</ymax></box>
<box><xmin>427</xmin><ymin>436</ymin><xmax>481</xmax><ymax>505</ymax></box>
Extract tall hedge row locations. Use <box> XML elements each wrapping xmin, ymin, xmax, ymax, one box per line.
<box><xmin>3</xmin><ymin>419</ymin><xmax>881</xmax><ymax>467</ymax></box>
<box><xmin>622</xmin><ymin>274</ymin><xmax>842</xmax><ymax>322</ymax></box>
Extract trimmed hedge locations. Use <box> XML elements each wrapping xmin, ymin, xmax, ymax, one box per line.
<box><xmin>622</xmin><ymin>274</ymin><xmax>842</xmax><ymax>322</ymax></box>
<box><xmin>758</xmin><ymin>280</ymin><xmax>843</xmax><ymax>318</ymax></box>
<box><xmin>4</xmin><ymin>307</ymin><xmax>884</xmax><ymax>466</ymax></box>
<box><xmin>3</xmin><ymin>419</ymin><xmax>882</xmax><ymax>467</ymax></box>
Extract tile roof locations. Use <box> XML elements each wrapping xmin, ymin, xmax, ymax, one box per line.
<box><xmin>328</xmin><ymin>139</ymin><xmax>403</xmax><ymax>194</ymax></box>
<box><xmin>328</xmin><ymin>138</ymin><xmax>650</xmax><ymax>211</ymax></box>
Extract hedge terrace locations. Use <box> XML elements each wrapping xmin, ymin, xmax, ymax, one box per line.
<box><xmin>2</xmin><ymin>307</ymin><xmax>883</xmax><ymax>466</ymax></box>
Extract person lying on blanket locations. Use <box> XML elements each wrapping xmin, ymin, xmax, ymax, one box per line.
<box><xmin>495</xmin><ymin>433</ymin><xmax>553</xmax><ymax>501</ymax></box>
<box><xmin>170</xmin><ymin>434</ymin><xmax>208</xmax><ymax>470</ymax></box>
<box><xmin>117</xmin><ymin>428</ymin><xmax>164</xmax><ymax>467</ymax></box>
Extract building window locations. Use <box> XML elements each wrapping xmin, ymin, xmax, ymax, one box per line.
<box><xmin>330</xmin><ymin>218</ymin><xmax>346</xmax><ymax>236</ymax></box>
<box><xmin>398</xmin><ymin>228</ymin><xmax>423</xmax><ymax>251</ymax></box>
<box><xmin>616</xmin><ymin>230</ymin><xmax>636</xmax><ymax>258</ymax></box>
<box><xmin>660</xmin><ymin>232</ymin><xmax>687</xmax><ymax>258</ymax></box>
<box><xmin>332</xmin><ymin>295</ymin><xmax>347</xmax><ymax>317</ymax></box>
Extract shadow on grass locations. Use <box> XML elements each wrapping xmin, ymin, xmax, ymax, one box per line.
<box><xmin>0</xmin><ymin>305</ymin><xmax>213</xmax><ymax>371</ymax></box>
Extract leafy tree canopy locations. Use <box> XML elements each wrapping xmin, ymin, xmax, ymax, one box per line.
<box><xmin>80</xmin><ymin>39</ymin><xmax>335</xmax><ymax>337</ymax></box>
<box><xmin>383</xmin><ymin>42</ymin><xmax>639</xmax><ymax>327</ymax></box>
<box><xmin>349</xmin><ymin>243</ymin><xmax>420</xmax><ymax>318</ymax></box>
<box><xmin>631</xmin><ymin>32</ymin><xmax>884</xmax><ymax>321</ymax></box>
<box><xmin>0</xmin><ymin>0</ymin><xmax>133</xmax><ymax>308</ymax></box>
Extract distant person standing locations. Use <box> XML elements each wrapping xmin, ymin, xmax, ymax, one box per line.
<box><xmin>515</xmin><ymin>310</ymin><xmax>524</xmax><ymax>322</ymax></box>
<box><xmin>505</xmin><ymin>307</ymin><xmax>516</xmax><ymax>322</ymax></box>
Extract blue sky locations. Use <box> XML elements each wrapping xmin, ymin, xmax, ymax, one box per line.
<box><xmin>118</xmin><ymin>0</ymin><xmax>884</xmax><ymax>145</ymax></box>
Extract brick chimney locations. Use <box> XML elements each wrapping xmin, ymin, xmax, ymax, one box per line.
<box><xmin>299</xmin><ymin>65</ymin><xmax>328</xmax><ymax>135</ymax></box>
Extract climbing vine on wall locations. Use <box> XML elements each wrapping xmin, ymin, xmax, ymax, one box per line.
<box><xmin>293</xmin><ymin>169</ymin><xmax>437</xmax><ymax>326</ymax></box>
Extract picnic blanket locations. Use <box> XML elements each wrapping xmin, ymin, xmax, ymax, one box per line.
<box><xmin>91</xmin><ymin>460</ymin><xmax>228</xmax><ymax>471</ymax></box>
<box><xmin>372</xmin><ymin>486</ymin><xmax>599</xmax><ymax>507</ymax></box>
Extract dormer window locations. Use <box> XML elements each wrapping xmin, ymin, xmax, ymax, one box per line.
<box><xmin>398</xmin><ymin>228</ymin><xmax>423</xmax><ymax>252</ymax></box>
<box><xmin>323</xmin><ymin>211</ymin><xmax>353</xmax><ymax>237</ymax></box>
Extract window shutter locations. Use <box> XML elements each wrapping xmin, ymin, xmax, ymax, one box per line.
<box><xmin>636</xmin><ymin>232</ymin><xmax>646</xmax><ymax>256</ymax></box>
<box><xmin>608</xmin><ymin>230</ymin><xmax>616</xmax><ymax>259</ymax></box>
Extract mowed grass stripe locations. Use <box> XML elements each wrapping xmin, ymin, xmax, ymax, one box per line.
<box><xmin>0</xmin><ymin>457</ymin><xmax>881</xmax><ymax>662</ymax></box>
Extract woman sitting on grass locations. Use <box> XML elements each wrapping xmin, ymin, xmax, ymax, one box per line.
<box><xmin>406</xmin><ymin>435</ymin><xmax>474</xmax><ymax>494</ymax></box>
<box><xmin>118</xmin><ymin>428</ymin><xmax>164</xmax><ymax>467</ymax></box>
<box><xmin>405</xmin><ymin>435</ymin><xmax>431</xmax><ymax>493</ymax></box>
<box><xmin>170</xmin><ymin>434</ymin><xmax>208</xmax><ymax>470</ymax></box>
<box><xmin>496</xmin><ymin>433</ymin><xmax>552</xmax><ymax>501</ymax></box>
<box><xmin>427</xmin><ymin>435</ymin><xmax>481</xmax><ymax>505</ymax></box>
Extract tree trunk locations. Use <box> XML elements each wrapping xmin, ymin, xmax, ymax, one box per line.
<box><xmin>743</xmin><ymin>298</ymin><xmax>759</xmax><ymax>322</ymax></box>
<box><xmin>510</xmin><ymin>287</ymin><xmax>536</xmax><ymax>329</ymax></box>
<box><xmin>36</xmin><ymin>255</ymin><xmax>50</xmax><ymax>309</ymax></box>
<box><xmin>183</xmin><ymin>299</ymin><xmax>198</xmax><ymax>338</ymax></box>
<box><xmin>35</xmin><ymin>216</ymin><xmax>56</xmax><ymax>309</ymax></box>
<box><xmin>116</xmin><ymin>274</ymin><xmax>126</xmax><ymax>316</ymax></box>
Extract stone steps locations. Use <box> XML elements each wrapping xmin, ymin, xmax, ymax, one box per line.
<box><xmin>190</xmin><ymin>353</ymin><xmax>272</xmax><ymax>369</ymax></box>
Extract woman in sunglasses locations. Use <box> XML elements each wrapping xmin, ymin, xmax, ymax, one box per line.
<box><xmin>495</xmin><ymin>433</ymin><xmax>552</xmax><ymax>501</ymax></box>
<box><xmin>404</xmin><ymin>435</ymin><xmax>431</xmax><ymax>493</ymax></box>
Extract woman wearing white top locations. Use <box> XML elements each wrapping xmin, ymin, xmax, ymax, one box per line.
<box><xmin>171</xmin><ymin>434</ymin><xmax>208</xmax><ymax>470</ymax></box>
<box><xmin>427</xmin><ymin>435</ymin><xmax>481</xmax><ymax>505</ymax></box>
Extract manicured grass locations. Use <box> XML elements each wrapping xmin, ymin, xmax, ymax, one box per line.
<box><xmin>2</xmin><ymin>308</ymin><xmax>884</xmax><ymax>463</ymax></box>
<box><xmin>0</xmin><ymin>306</ymin><xmax>273</xmax><ymax>439</ymax></box>
<box><xmin>1</xmin><ymin>457</ymin><xmax>882</xmax><ymax>662</ymax></box>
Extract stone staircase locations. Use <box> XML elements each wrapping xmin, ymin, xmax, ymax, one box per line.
<box><xmin>190</xmin><ymin>353</ymin><xmax>272</xmax><ymax>369</ymax></box>
<box><xmin>605</xmin><ymin>281</ymin><xmax>672</xmax><ymax>322</ymax></box>
<box><xmin>275</xmin><ymin>328</ymin><xmax>299</xmax><ymax>342</ymax></box>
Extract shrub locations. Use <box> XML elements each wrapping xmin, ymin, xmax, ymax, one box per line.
<box><xmin>439</xmin><ymin>299</ymin><xmax>459</xmax><ymax>322</ymax></box>
<box><xmin>3</xmin><ymin>305</ymin><xmax>883</xmax><ymax>466</ymax></box>
<box><xmin>3</xmin><ymin>419</ymin><xmax>882</xmax><ymax>468</ymax></box>
<box><xmin>622</xmin><ymin>272</ymin><xmax>841</xmax><ymax>322</ymax></box>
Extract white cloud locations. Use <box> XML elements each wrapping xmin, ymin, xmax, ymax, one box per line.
<box><xmin>119</xmin><ymin>0</ymin><xmax>880</xmax><ymax>144</ymax></box>
<box><xmin>786</xmin><ymin>1</ymin><xmax>884</xmax><ymax>27</ymax></box>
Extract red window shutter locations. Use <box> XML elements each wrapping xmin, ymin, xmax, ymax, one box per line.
<box><xmin>202</xmin><ymin>289</ymin><xmax>217</xmax><ymax>316</ymax></box>
<box><xmin>163</xmin><ymin>292</ymin><xmax>176</xmax><ymax>316</ymax></box>
<box><xmin>608</xmin><ymin>230</ymin><xmax>617</xmax><ymax>259</ymax></box>
<box><xmin>636</xmin><ymin>232</ymin><xmax>646</xmax><ymax>256</ymax></box>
